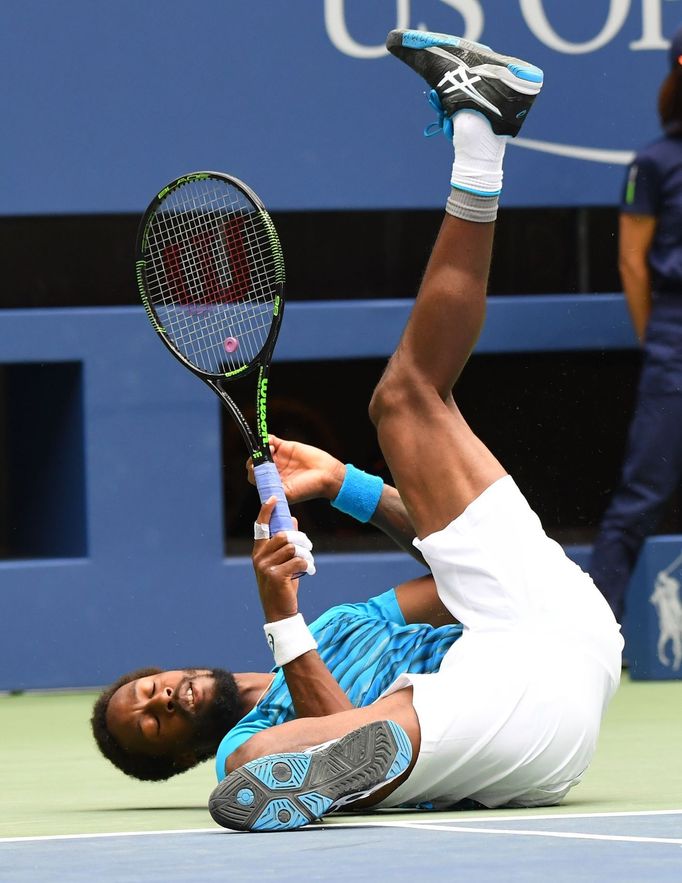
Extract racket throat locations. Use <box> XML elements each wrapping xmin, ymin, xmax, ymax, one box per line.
<box><xmin>255</xmin><ymin>366</ymin><xmax>270</xmax><ymax>452</ymax></box>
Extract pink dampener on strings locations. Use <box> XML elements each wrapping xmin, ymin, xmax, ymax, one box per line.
<box><xmin>224</xmin><ymin>337</ymin><xmax>239</xmax><ymax>353</ymax></box>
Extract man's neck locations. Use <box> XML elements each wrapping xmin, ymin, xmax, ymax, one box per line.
<box><xmin>233</xmin><ymin>672</ymin><xmax>275</xmax><ymax>715</ymax></box>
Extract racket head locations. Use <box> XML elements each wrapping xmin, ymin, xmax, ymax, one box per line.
<box><xmin>135</xmin><ymin>172</ymin><xmax>285</xmax><ymax>380</ymax></box>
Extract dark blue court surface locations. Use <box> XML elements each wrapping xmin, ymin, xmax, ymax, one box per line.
<box><xmin>2</xmin><ymin>811</ymin><xmax>681</xmax><ymax>883</ymax></box>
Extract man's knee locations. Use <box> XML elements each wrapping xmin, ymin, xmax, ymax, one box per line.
<box><xmin>226</xmin><ymin>730</ymin><xmax>278</xmax><ymax>773</ymax></box>
<box><xmin>369</xmin><ymin>367</ymin><xmax>426</xmax><ymax>429</ymax></box>
<box><xmin>368</xmin><ymin>376</ymin><xmax>392</xmax><ymax>428</ymax></box>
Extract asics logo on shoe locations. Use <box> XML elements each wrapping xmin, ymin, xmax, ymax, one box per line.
<box><xmin>436</xmin><ymin>60</ymin><xmax>502</xmax><ymax>118</ymax></box>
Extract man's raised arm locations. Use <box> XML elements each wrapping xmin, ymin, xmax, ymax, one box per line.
<box><xmin>248</xmin><ymin>435</ymin><xmax>425</xmax><ymax>564</ymax></box>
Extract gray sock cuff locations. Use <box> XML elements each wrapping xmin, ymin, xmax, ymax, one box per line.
<box><xmin>446</xmin><ymin>187</ymin><xmax>499</xmax><ymax>223</ymax></box>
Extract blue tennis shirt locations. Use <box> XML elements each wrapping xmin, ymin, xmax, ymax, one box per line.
<box><xmin>215</xmin><ymin>588</ymin><xmax>462</xmax><ymax>780</ymax></box>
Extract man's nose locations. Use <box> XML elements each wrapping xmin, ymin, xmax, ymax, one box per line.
<box><xmin>149</xmin><ymin>685</ymin><xmax>175</xmax><ymax>714</ymax></box>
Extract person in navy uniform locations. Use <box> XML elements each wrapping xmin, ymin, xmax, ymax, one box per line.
<box><xmin>590</xmin><ymin>25</ymin><xmax>682</xmax><ymax>624</ymax></box>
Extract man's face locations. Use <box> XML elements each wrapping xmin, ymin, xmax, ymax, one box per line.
<box><xmin>106</xmin><ymin>668</ymin><xmax>235</xmax><ymax>765</ymax></box>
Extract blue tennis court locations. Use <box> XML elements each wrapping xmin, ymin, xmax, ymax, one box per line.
<box><xmin>3</xmin><ymin>810</ymin><xmax>682</xmax><ymax>883</ymax></box>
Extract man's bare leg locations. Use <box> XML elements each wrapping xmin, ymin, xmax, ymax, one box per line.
<box><xmin>369</xmin><ymin>211</ymin><xmax>506</xmax><ymax>539</ymax></box>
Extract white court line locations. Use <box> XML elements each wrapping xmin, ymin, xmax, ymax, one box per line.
<box><xmin>0</xmin><ymin>828</ymin><xmax>223</xmax><ymax>844</ymax></box>
<box><xmin>2</xmin><ymin>809</ymin><xmax>682</xmax><ymax>845</ymax></box>
<box><xmin>350</xmin><ymin>821</ymin><xmax>682</xmax><ymax>847</ymax></box>
<box><xmin>377</xmin><ymin>808</ymin><xmax>682</xmax><ymax>823</ymax></box>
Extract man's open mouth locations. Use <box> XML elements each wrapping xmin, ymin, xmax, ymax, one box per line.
<box><xmin>179</xmin><ymin>679</ymin><xmax>198</xmax><ymax>714</ymax></box>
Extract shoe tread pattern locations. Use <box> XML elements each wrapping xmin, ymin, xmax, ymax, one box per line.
<box><xmin>208</xmin><ymin>720</ymin><xmax>411</xmax><ymax>832</ymax></box>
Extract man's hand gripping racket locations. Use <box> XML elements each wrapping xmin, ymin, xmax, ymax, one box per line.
<box><xmin>252</xmin><ymin>497</ymin><xmax>316</xmax><ymax>622</ymax></box>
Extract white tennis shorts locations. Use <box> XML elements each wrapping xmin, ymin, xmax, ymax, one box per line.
<box><xmin>379</xmin><ymin>475</ymin><xmax>624</xmax><ymax>810</ymax></box>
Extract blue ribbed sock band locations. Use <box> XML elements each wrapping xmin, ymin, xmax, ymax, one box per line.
<box><xmin>331</xmin><ymin>464</ymin><xmax>384</xmax><ymax>523</ymax></box>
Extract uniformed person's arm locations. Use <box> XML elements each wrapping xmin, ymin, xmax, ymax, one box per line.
<box><xmin>619</xmin><ymin>212</ymin><xmax>657</xmax><ymax>342</ymax></box>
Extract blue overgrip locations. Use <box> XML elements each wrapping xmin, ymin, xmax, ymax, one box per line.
<box><xmin>253</xmin><ymin>461</ymin><xmax>294</xmax><ymax>535</ymax></box>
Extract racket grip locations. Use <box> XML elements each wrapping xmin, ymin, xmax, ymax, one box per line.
<box><xmin>253</xmin><ymin>461</ymin><xmax>294</xmax><ymax>534</ymax></box>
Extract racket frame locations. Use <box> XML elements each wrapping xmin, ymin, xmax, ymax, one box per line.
<box><xmin>135</xmin><ymin>171</ymin><xmax>294</xmax><ymax>531</ymax></box>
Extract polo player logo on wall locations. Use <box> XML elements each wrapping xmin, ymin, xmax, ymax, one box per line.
<box><xmin>650</xmin><ymin>551</ymin><xmax>682</xmax><ymax>671</ymax></box>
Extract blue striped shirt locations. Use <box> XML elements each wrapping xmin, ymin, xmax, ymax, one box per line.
<box><xmin>215</xmin><ymin>589</ymin><xmax>462</xmax><ymax>780</ymax></box>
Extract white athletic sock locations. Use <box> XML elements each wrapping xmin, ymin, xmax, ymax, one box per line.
<box><xmin>450</xmin><ymin>110</ymin><xmax>508</xmax><ymax>197</ymax></box>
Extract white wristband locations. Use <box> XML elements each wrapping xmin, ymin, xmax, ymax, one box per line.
<box><xmin>263</xmin><ymin>614</ymin><xmax>318</xmax><ymax>667</ymax></box>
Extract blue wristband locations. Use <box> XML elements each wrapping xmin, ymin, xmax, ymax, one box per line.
<box><xmin>331</xmin><ymin>464</ymin><xmax>384</xmax><ymax>523</ymax></box>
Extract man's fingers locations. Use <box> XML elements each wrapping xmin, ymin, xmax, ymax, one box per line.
<box><xmin>253</xmin><ymin>522</ymin><xmax>270</xmax><ymax>541</ymax></box>
<box><xmin>255</xmin><ymin>496</ymin><xmax>277</xmax><ymax>527</ymax></box>
<box><xmin>253</xmin><ymin>497</ymin><xmax>278</xmax><ymax>542</ymax></box>
<box><xmin>301</xmin><ymin>557</ymin><xmax>316</xmax><ymax>577</ymax></box>
<box><xmin>282</xmin><ymin>530</ymin><xmax>315</xmax><ymax>575</ymax></box>
<box><xmin>272</xmin><ymin>554</ymin><xmax>315</xmax><ymax>579</ymax></box>
<box><xmin>283</xmin><ymin>530</ymin><xmax>312</xmax><ymax>551</ymax></box>
<box><xmin>255</xmin><ymin>531</ymin><xmax>316</xmax><ymax>576</ymax></box>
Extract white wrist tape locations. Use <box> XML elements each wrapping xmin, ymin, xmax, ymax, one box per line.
<box><xmin>264</xmin><ymin>614</ymin><xmax>318</xmax><ymax>667</ymax></box>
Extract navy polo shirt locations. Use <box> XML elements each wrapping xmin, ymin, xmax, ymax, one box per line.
<box><xmin>622</xmin><ymin>135</ymin><xmax>682</xmax><ymax>392</ymax></box>
<box><xmin>622</xmin><ymin>134</ymin><xmax>682</xmax><ymax>294</ymax></box>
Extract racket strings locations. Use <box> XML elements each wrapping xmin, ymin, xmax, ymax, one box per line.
<box><xmin>143</xmin><ymin>178</ymin><xmax>280</xmax><ymax>374</ymax></box>
<box><xmin>149</xmin><ymin>213</ymin><xmax>272</xmax><ymax>368</ymax></box>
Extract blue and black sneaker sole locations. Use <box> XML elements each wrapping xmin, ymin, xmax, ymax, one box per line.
<box><xmin>208</xmin><ymin>719</ymin><xmax>412</xmax><ymax>833</ymax></box>
<box><xmin>389</xmin><ymin>29</ymin><xmax>543</xmax><ymax>85</ymax></box>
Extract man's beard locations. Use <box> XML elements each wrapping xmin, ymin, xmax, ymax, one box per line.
<box><xmin>190</xmin><ymin>668</ymin><xmax>242</xmax><ymax>758</ymax></box>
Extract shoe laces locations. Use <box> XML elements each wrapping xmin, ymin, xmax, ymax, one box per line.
<box><xmin>424</xmin><ymin>90</ymin><xmax>454</xmax><ymax>140</ymax></box>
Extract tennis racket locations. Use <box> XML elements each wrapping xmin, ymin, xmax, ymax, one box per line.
<box><xmin>135</xmin><ymin>171</ymin><xmax>294</xmax><ymax>535</ymax></box>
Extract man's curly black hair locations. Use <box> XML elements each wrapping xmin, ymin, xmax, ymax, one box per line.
<box><xmin>91</xmin><ymin>667</ymin><xmax>195</xmax><ymax>782</ymax></box>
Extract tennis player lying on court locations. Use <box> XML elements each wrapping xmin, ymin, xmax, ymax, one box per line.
<box><xmin>93</xmin><ymin>29</ymin><xmax>623</xmax><ymax>832</ymax></box>
<box><xmin>204</xmin><ymin>29</ymin><xmax>624</xmax><ymax>831</ymax></box>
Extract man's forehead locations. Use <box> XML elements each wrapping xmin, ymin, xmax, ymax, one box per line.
<box><xmin>107</xmin><ymin>679</ymin><xmax>137</xmax><ymax>719</ymax></box>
